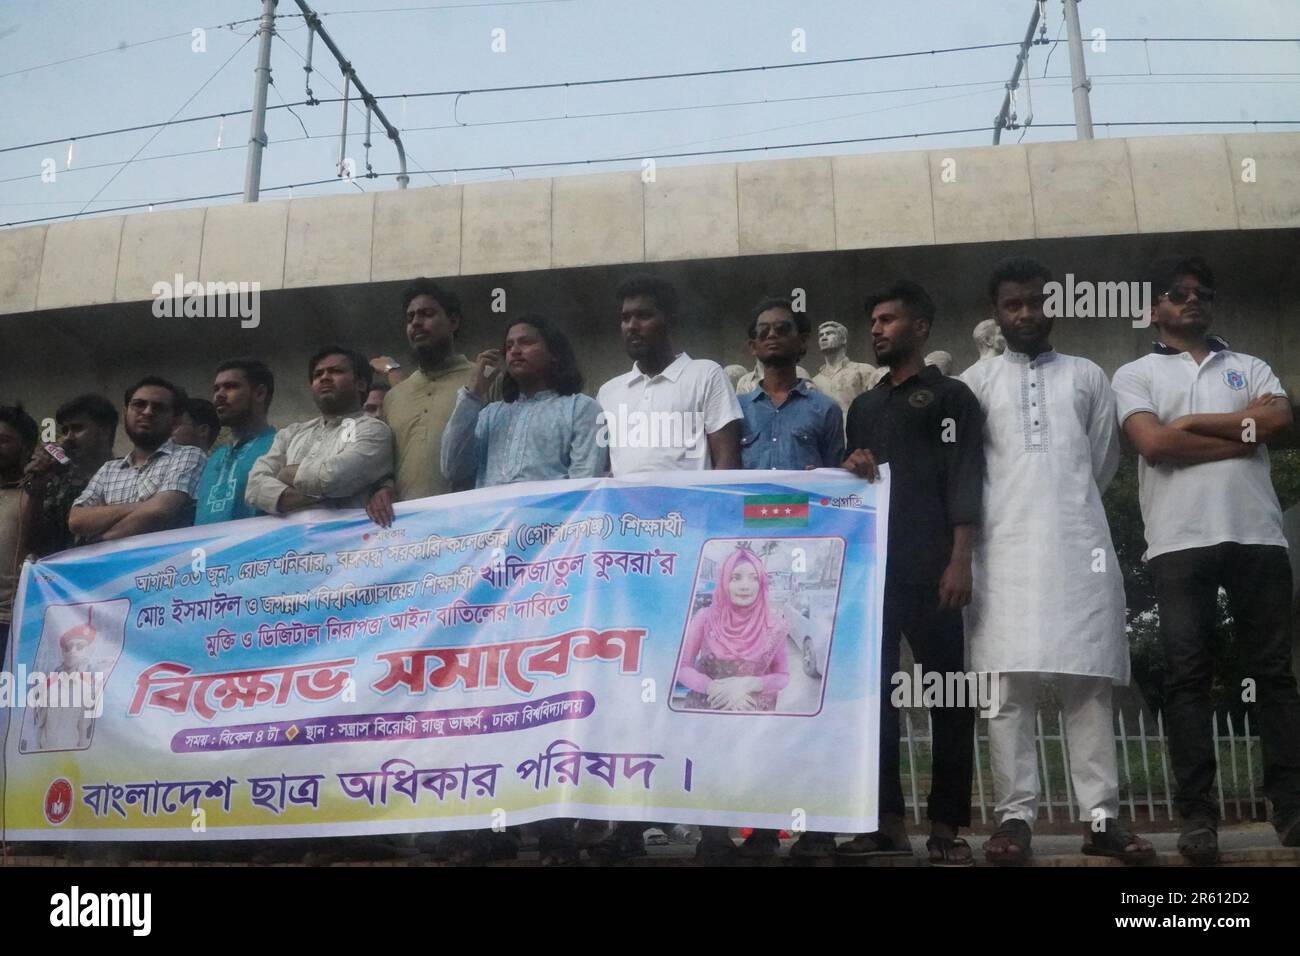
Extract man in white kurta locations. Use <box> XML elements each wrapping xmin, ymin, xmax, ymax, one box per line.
<box><xmin>960</xmin><ymin>256</ymin><xmax>1152</xmax><ymax>864</ymax></box>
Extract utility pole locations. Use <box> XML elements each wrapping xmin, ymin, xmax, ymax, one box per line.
<box><xmin>1062</xmin><ymin>0</ymin><xmax>1095</xmax><ymax>139</ymax></box>
<box><xmin>993</xmin><ymin>2</ymin><xmax>1042</xmax><ymax>144</ymax></box>
<box><xmin>242</xmin><ymin>0</ymin><xmax>278</xmax><ymax>202</ymax></box>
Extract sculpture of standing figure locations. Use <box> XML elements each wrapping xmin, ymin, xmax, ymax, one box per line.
<box><xmin>811</xmin><ymin>321</ymin><xmax>881</xmax><ymax>413</ymax></box>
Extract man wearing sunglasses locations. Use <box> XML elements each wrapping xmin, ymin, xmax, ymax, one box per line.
<box><xmin>739</xmin><ymin>297</ymin><xmax>845</xmax><ymax>473</ymax></box>
<box><xmin>1112</xmin><ymin>255</ymin><xmax>1300</xmax><ymax>864</ymax></box>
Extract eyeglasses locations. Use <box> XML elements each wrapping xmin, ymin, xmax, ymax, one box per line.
<box><xmin>1162</xmin><ymin>286</ymin><xmax>1215</xmax><ymax>306</ymax></box>
<box><xmin>753</xmin><ymin>320</ymin><xmax>797</xmax><ymax>339</ymax></box>
<box><xmin>127</xmin><ymin>399</ymin><xmax>171</xmax><ymax>413</ymax></box>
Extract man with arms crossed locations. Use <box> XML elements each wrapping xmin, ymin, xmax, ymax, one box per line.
<box><xmin>1113</xmin><ymin>255</ymin><xmax>1300</xmax><ymax>864</ymax></box>
<box><xmin>247</xmin><ymin>347</ymin><xmax>393</xmax><ymax>515</ymax></box>
<box><xmin>69</xmin><ymin>377</ymin><xmax>205</xmax><ymax>543</ymax></box>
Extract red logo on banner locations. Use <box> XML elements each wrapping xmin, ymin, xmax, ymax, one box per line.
<box><xmin>44</xmin><ymin>778</ymin><xmax>73</xmax><ymax>825</ymax></box>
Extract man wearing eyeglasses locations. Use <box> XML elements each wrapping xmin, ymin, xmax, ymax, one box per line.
<box><xmin>69</xmin><ymin>377</ymin><xmax>206</xmax><ymax>543</ymax></box>
<box><xmin>1112</xmin><ymin>255</ymin><xmax>1300</xmax><ymax>865</ymax></box>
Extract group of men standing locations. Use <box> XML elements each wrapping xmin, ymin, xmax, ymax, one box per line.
<box><xmin>837</xmin><ymin>254</ymin><xmax>1300</xmax><ymax>868</ymax></box>
<box><xmin>0</xmin><ymin>254</ymin><xmax>1296</xmax><ymax>866</ymax></box>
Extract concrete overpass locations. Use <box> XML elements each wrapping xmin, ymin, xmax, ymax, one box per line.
<box><xmin>1</xmin><ymin>131</ymin><xmax>1298</xmax><ymax>428</ymax></box>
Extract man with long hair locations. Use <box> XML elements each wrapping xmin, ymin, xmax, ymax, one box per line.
<box><xmin>441</xmin><ymin>315</ymin><xmax>605</xmax><ymax>488</ymax></box>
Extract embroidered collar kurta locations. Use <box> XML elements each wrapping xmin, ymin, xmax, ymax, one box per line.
<box><xmin>960</xmin><ymin>349</ymin><xmax>1130</xmax><ymax>682</ymax></box>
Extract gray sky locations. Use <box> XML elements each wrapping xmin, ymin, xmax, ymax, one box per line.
<box><xmin>2</xmin><ymin>0</ymin><xmax>1298</xmax><ymax>226</ymax></box>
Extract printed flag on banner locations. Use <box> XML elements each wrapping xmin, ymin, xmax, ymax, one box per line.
<box><xmin>1</xmin><ymin>470</ymin><xmax>887</xmax><ymax>842</ymax></box>
<box><xmin>743</xmin><ymin>494</ymin><xmax>809</xmax><ymax>527</ymax></box>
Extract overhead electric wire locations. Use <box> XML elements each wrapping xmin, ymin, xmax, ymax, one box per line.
<box><xmin>0</xmin><ymin>14</ymin><xmax>307</xmax><ymax>81</ymax></box>
<box><xmin>4</xmin><ymin>35</ymin><xmax>1296</xmax><ymax>156</ymax></box>
<box><xmin>70</xmin><ymin>33</ymin><xmax>258</xmax><ymax>219</ymax></box>
<box><xmin>5</xmin><ymin>66</ymin><xmax>1295</xmax><ymax>182</ymax></box>
<box><xmin>7</xmin><ymin>116</ymin><xmax>1299</xmax><ymax>228</ymax></box>
<box><xmin>0</xmin><ymin>38</ymin><xmax>1030</xmax><ymax>155</ymax></box>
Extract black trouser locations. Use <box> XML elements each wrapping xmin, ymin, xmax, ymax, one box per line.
<box><xmin>1150</xmin><ymin>543</ymin><xmax>1300</xmax><ymax>825</ymax></box>
<box><xmin>878</xmin><ymin>580</ymin><xmax>974</xmax><ymax>828</ymax></box>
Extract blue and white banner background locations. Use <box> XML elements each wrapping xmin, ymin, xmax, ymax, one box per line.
<box><xmin>2</xmin><ymin>469</ymin><xmax>886</xmax><ymax>840</ymax></box>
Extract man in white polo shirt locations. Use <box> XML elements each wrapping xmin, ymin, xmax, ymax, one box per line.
<box><xmin>596</xmin><ymin>274</ymin><xmax>742</xmax><ymax>476</ymax></box>
<box><xmin>587</xmin><ymin>274</ymin><xmax>741</xmax><ymax>864</ymax></box>
<box><xmin>1112</xmin><ymin>255</ymin><xmax>1300</xmax><ymax>865</ymax></box>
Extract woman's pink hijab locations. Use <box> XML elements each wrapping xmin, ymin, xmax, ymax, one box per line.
<box><xmin>701</xmin><ymin>549</ymin><xmax>786</xmax><ymax>661</ymax></box>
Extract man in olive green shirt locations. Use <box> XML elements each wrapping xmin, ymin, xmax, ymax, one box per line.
<box><xmin>368</xmin><ymin>279</ymin><xmax>475</xmax><ymax>524</ymax></box>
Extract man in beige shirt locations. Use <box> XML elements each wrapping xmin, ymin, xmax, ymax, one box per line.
<box><xmin>368</xmin><ymin>279</ymin><xmax>475</xmax><ymax>524</ymax></box>
<box><xmin>247</xmin><ymin>347</ymin><xmax>394</xmax><ymax>515</ymax></box>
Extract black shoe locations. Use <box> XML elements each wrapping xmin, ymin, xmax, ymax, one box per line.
<box><xmin>1177</xmin><ymin>820</ymin><xmax>1219</xmax><ymax>866</ymax></box>
<box><xmin>695</xmin><ymin>835</ymin><xmax>740</xmax><ymax>864</ymax></box>
<box><xmin>735</xmin><ymin>830</ymin><xmax>779</xmax><ymax>860</ymax></box>
<box><xmin>486</xmin><ymin>829</ymin><xmax>520</xmax><ymax>861</ymax></box>
<box><xmin>1275</xmin><ymin>810</ymin><xmax>1300</xmax><ymax>848</ymax></box>
<box><xmin>835</xmin><ymin>830</ymin><xmax>912</xmax><ymax>858</ymax></box>
<box><xmin>586</xmin><ymin>829</ymin><xmax>646</xmax><ymax>864</ymax></box>
<box><xmin>789</xmin><ymin>832</ymin><xmax>837</xmax><ymax>861</ymax></box>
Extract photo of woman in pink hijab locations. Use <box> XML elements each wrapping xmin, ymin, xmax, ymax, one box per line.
<box><xmin>675</xmin><ymin>547</ymin><xmax>790</xmax><ymax>711</ymax></box>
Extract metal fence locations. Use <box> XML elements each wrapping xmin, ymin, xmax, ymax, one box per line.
<box><xmin>899</xmin><ymin>709</ymin><xmax>1265</xmax><ymax>825</ymax></box>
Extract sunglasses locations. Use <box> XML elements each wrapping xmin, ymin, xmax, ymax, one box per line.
<box><xmin>1162</xmin><ymin>286</ymin><xmax>1215</xmax><ymax>306</ymax></box>
<box><xmin>753</xmin><ymin>320</ymin><xmax>798</xmax><ymax>339</ymax></box>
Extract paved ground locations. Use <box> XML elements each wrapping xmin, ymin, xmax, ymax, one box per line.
<box><xmin>5</xmin><ymin>824</ymin><xmax>1296</xmax><ymax>866</ymax></box>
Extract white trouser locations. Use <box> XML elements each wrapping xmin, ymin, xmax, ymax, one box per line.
<box><xmin>989</xmin><ymin>671</ymin><xmax>1119</xmax><ymax>826</ymax></box>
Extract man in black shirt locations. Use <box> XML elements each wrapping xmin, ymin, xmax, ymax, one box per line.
<box><xmin>838</xmin><ymin>280</ymin><xmax>984</xmax><ymax>866</ymax></box>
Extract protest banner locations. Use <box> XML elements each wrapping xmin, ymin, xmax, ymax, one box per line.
<box><xmin>1</xmin><ymin>469</ymin><xmax>886</xmax><ymax>840</ymax></box>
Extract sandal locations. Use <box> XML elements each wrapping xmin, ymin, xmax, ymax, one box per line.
<box><xmin>926</xmin><ymin>835</ymin><xmax>974</xmax><ymax>867</ymax></box>
<box><xmin>834</xmin><ymin>831</ymin><xmax>912</xmax><ymax>858</ymax></box>
<box><xmin>1178</xmin><ymin>824</ymin><xmax>1218</xmax><ymax>866</ymax></box>
<box><xmin>983</xmin><ymin>818</ymin><xmax>1032</xmax><ymax>866</ymax></box>
<box><xmin>1082</xmin><ymin>823</ymin><xmax>1157</xmax><ymax>865</ymax></box>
